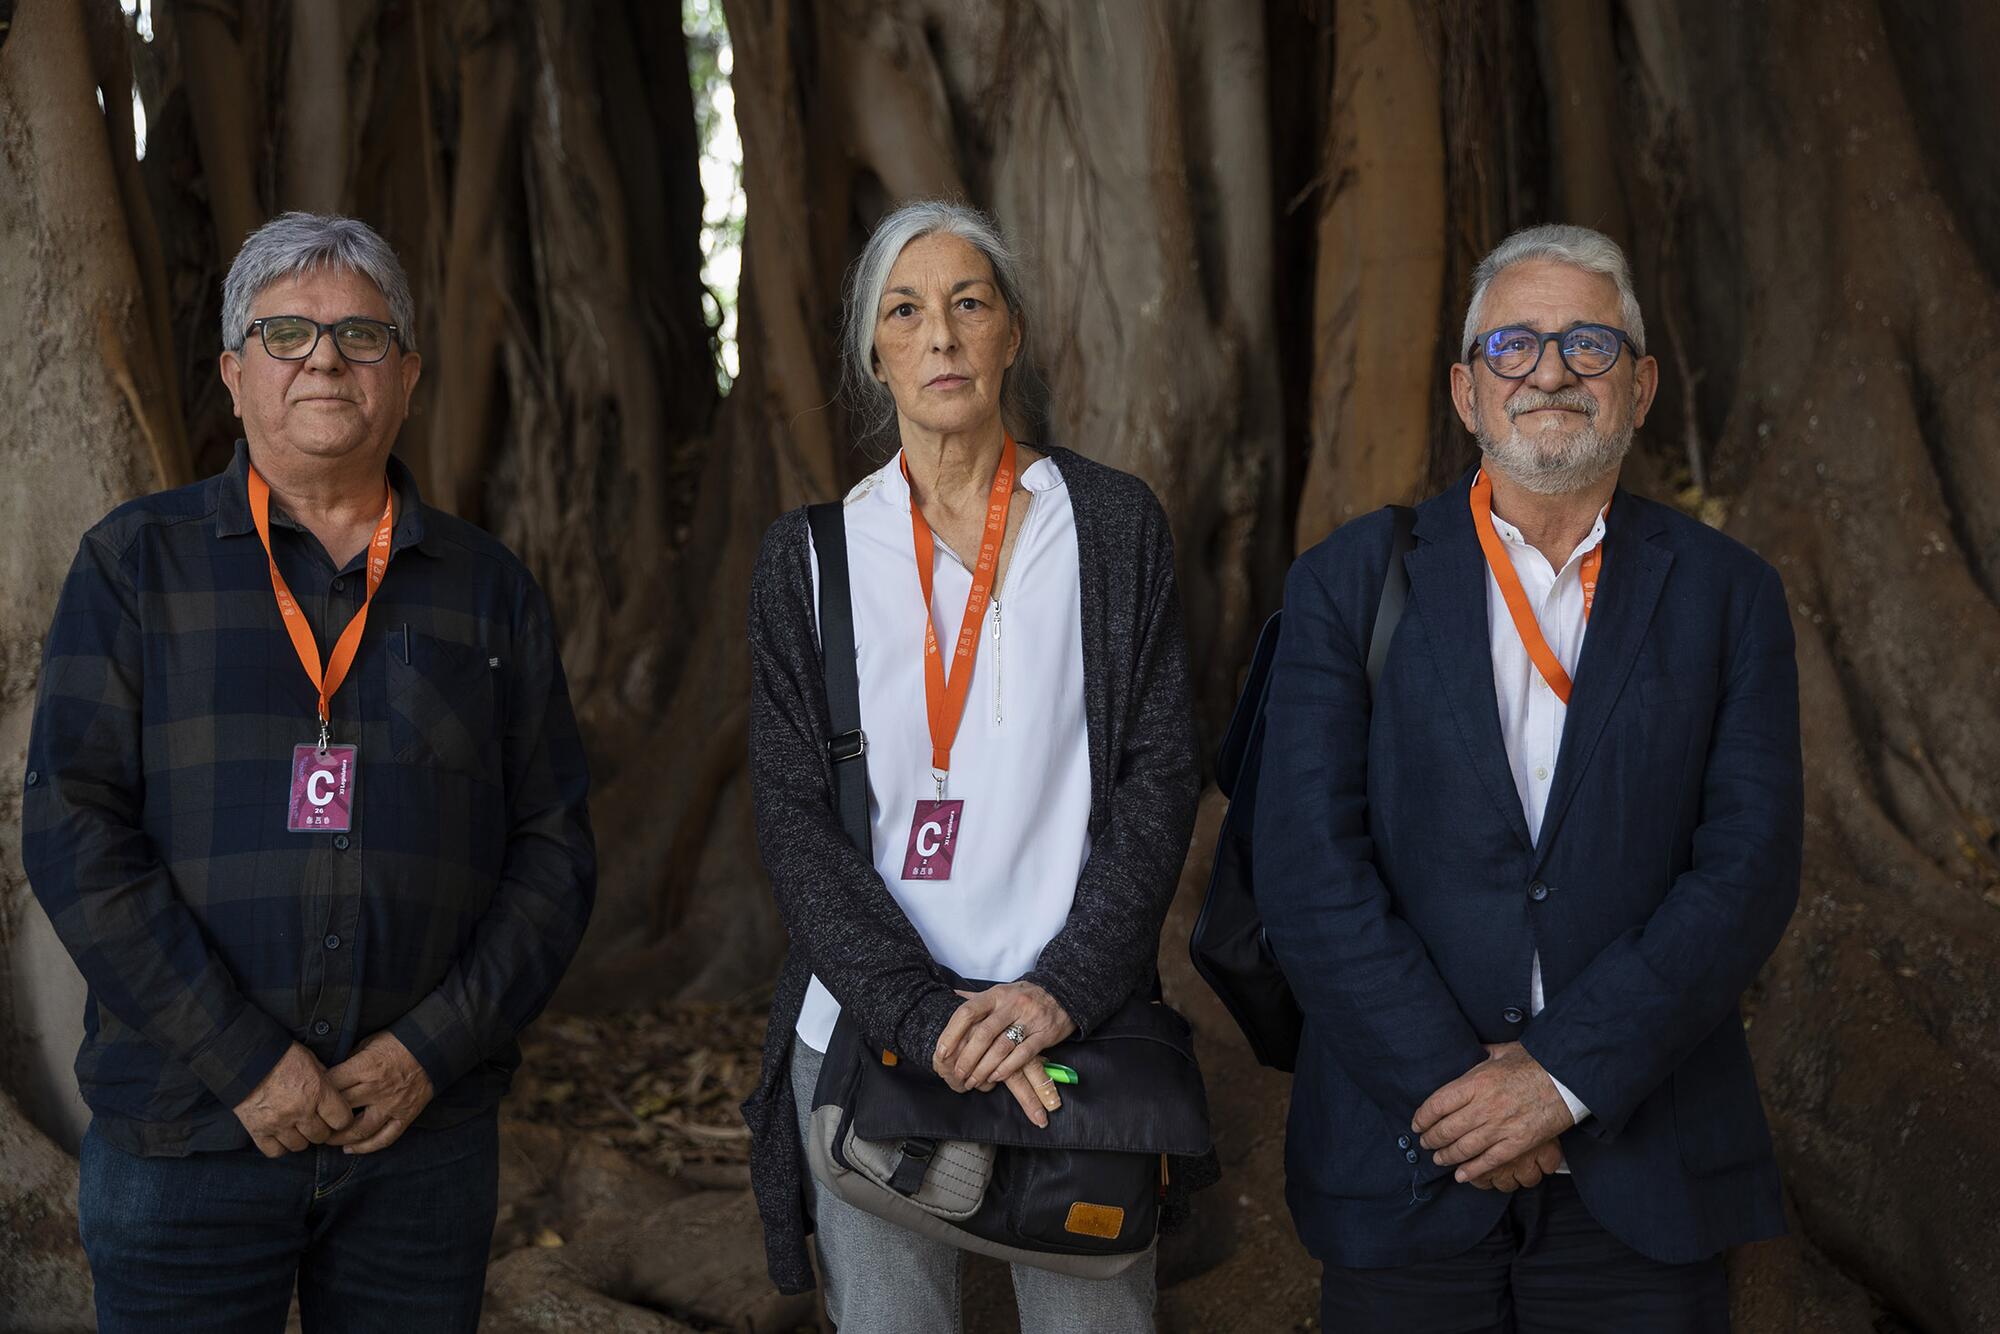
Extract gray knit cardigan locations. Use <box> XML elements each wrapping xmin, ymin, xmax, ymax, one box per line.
<box><xmin>741</xmin><ymin>445</ymin><xmax>1203</xmax><ymax>1293</ymax></box>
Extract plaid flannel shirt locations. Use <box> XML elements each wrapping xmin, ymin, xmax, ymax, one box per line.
<box><xmin>21</xmin><ymin>441</ymin><xmax>595</xmax><ymax>1155</ymax></box>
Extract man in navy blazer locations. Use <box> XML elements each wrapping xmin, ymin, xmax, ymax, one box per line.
<box><xmin>1254</xmin><ymin>224</ymin><xmax>1802</xmax><ymax>1331</ymax></box>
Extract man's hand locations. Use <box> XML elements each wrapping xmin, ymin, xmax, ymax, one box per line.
<box><xmin>1413</xmin><ymin>1042</ymin><xmax>1575</xmax><ymax>1182</ymax></box>
<box><xmin>233</xmin><ymin>1042</ymin><xmax>353</xmax><ymax>1157</ymax></box>
<box><xmin>933</xmin><ymin>982</ymin><xmax>1075</xmax><ymax>1094</ymax></box>
<box><xmin>326</xmin><ymin>1032</ymin><xmax>434</xmax><ymax>1154</ymax></box>
<box><xmin>1467</xmin><ymin>1138</ymin><xmax>1564</xmax><ymax>1193</ymax></box>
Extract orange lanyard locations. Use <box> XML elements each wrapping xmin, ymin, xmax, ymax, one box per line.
<box><xmin>1470</xmin><ymin>469</ymin><xmax>1603</xmax><ymax>706</ymax></box>
<box><xmin>903</xmin><ymin>435</ymin><xmax>1017</xmax><ymax>793</ymax></box>
<box><xmin>247</xmin><ymin>465</ymin><xmax>396</xmax><ymax>748</ymax></box>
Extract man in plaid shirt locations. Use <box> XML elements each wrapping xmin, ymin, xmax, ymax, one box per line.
<box><xmin>21</xmin><ymin>212</ymin><xmax>595</xmax><ymax>1331</ymax></box>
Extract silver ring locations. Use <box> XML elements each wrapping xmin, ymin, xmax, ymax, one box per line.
<box><xmin>1002</xmin><ymin>1023</ymin><xmax>1027</xmax><ymax>1044</ymax></box>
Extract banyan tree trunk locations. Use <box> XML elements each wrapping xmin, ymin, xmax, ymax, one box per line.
<box><xmin>1664</xmin><ymin>3</ymin><xmax>2000</xmax><ymax>1327</ymax></box>
<box><xmin>0</xmin><ymin>0</ymin><xmax>1996</xmax><ymax>1327</ymax></box>
<box><xmin>0</xmin><ymin>0</ymin><xmax>188</xmax><ymax>1317</ymax></box>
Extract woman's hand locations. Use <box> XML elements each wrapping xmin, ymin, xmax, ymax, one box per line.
<box><xmin>932</xmin><ymin>981</ymin><xmax>1074</xmax><ymax>1103</ymax></box>
<box><xmin>927</xmin><ymin>1041</ymin><xmax>1063</xmax><ymax>1128</ymax></box>
<box><xmin>930</xmin><ymin>982</ymin><xmax>1075</xmax><ymax>1127</ymax></box>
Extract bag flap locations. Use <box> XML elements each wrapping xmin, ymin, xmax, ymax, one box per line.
<box><xmin>839</xmin><ymin>998</ymin><xmax>1211</xmax><ymax>1156</ymax></box>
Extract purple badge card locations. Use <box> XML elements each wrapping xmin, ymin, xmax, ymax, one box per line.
<box><xmin>901</xmin><ymin>799</ymin><xmax>965</xmax><ymax>881</ymax></box>
<box><xmin>288</xmin><ymin>744</ymin><xmax>357</xmax><ymax>833</ymax></box>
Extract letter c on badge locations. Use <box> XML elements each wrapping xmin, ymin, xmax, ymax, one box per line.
<box><xmin>916</xmin><ymin>821</ymin><xmax>943</xmax><ymax>858</ymax></box>
<box><xmin>307</xmin><ymin>768</ymin><xmax>336</xmax><ymax>808</ymax></box>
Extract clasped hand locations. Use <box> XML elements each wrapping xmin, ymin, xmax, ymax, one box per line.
<box><xmin>931</xmin><ymin>981</ymin><xmax>1074</xmax><ymax>1129</ymax></box>
<box><xmin>1412</xmin><ymin>1042</ymin><xmax>1575</xmax><ymax>1190</ymax></box>
<box><xmin>231</xmin><ymin>1032</ymin><xmax>434</xmax><ymax>1158</ymax></box>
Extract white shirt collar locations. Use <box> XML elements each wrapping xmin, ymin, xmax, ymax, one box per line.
<box><xmin>1488</xmin><ymin>505</ymin><xmax>1609</xmax><ymax>575</ymax></box>
<box><xmin>855</xmin><ymin>447</ymin><xmax>1063</xmax><ymax>512</ymax></box>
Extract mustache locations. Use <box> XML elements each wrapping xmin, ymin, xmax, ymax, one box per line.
<box><xmin>1507</xmin><ymin>388</ymin><xmax>1597</xmax><ymax>419</ymax></box>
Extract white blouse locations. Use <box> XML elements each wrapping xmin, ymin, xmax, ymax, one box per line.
<box><xmin>795</xmin><ymin>450</ymin><xmax>1091</xmax><ymax>1051</ymax></box>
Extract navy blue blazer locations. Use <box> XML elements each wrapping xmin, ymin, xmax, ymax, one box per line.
<box><xmin>1253</xmin><ymin>468</ymin><xmax>1802</xmax><ymax>1268</ymax></box>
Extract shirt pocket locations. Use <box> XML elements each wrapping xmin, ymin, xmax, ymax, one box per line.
<box><xmin>388</xmin><ymin>632</ymin><xmax>500</xmax><ymax>771</ymax></box>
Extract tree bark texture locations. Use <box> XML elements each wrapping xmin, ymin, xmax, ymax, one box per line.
<box><xmin>0</xmin><ymin>0</ymin><xmax>1994</xmax><ymax>1327</ymax></box>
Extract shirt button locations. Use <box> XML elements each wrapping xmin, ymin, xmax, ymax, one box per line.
<box><xmin>333</xmin><ymin>834</ymin><xmax>350</xmax><ymax>850</ymax></box>
<box><xmin>1534</xmin><ymin>766</ymin><xmax>1549</xmax><ymax>782</ymax></box>
<box><xmin>1503</xmin><ymin>1006</ymin><xmax>1525</xmax><ymax>1025</ymax></box>
<box><xmin>332</xmin><ymin>577</ymin><xmax>346</xmax><ymax>593</ymax></box>
<box><xmin>1529</xmin><ymin>882</ymin><xmax>1549</xmax><ymax>902</ymax></box>
<box><xmin>23</xmin><ymin>771</ymin><xmax>37</xmax><ymax>786</ymax></box>
<box><xmin>313</xmin><ymin>1020</ymin><xmax>331</xmax><ymax>1036</ymax></box>
<box><xmin>324</xmin><ymin>934</ymin><xmax>341</xmax><ymax>950</ymax></box>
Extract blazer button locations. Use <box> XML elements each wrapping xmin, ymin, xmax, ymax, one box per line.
<box><xmin>1502</xmin><ymin>1006</ymin><xmax>1525</xmax><ymax>1025</ymax></box>
<box><xmin>1397</xmin><ymin>1135</ymin><xmax>1410</xmax><ymax>1149</ymax></box>
<box><xmin>24</xmin><ymin>771</ymin><xmax>37</xmax><ymax>786</ymax></box>
<box><xmin>333</xmin><ymin>834</ymin><xmax>351</xmax><ymax>851</ymax></box>
<box><xmin>1405</xmin><ymin>1149</ymin><xmax>1419</xmax><ymax>1163</ymax></box>
<box><xmin>1529</xmin><ymin>881</ymin><xmax>1549</xmax><ymax>901</ymax></box>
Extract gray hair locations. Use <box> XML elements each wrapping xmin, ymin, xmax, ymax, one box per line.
<box><xmin>221</xmin><ymin>212</ymin><xmax>416</xmax><ymax>353</ymax></box>
<box><xmin>840</xmin><ymin>199</ymin><xmax>1031</xmax><ymax>446</ymax></box>
<box><xmin>1461</xmin><ymin>224</ymin><xmax>1645</xmax><ymax>360</ymax></box>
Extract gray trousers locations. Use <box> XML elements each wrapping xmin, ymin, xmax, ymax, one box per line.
<box><xmin>791</xmin><ymin>1039</ymin><xmax>1157</xmax><ymax>1334</ymax></box>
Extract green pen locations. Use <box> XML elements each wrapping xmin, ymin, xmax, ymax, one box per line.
<box><xmin>1041</xmin><ymin>1062</ymin><xmax>1080</xmax><ymax>1086</ymax></box>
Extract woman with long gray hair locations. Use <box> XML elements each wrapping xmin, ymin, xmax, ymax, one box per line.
<box><xmin>739</xmin><ymin>199</ymin><xmax>1201</xmax><ymax>1330</ymax></box>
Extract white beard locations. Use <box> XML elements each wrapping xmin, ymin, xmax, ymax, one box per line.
<box><xmin>1476</xmin><ymin>398</ymin><xmax>1633</xmax><ymax>496</ymax></box>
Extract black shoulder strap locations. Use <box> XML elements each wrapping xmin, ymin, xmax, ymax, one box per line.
<box><xmin>807</xmin><ymin>502</ymin><xmax>873</xmax><ymax>859</ymax></box>
<box><xmin>1216</xmin><ymin>503</ymin><xmax>1418</xmax><ymax>792</ymax></box>
<box><xmin>1214</xmin><ymin>611</ymin><xmax>1284</xmax><ymax>800</ymax></box>
<box><xmin>1365</xmin><ymin>505</ymin><xmax>1417</xmax><ymax>695</ymax></box>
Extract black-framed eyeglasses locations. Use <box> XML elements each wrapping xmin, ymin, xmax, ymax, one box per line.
<box><xmin>243</xmin><ymin>316</ymin><xmax>402</xmax><ymax>364</ymax></box>
<box><xmin>1465</xmin><ymin>324</ymin><xmax>1634</xmax><ymax>380</ymax></box>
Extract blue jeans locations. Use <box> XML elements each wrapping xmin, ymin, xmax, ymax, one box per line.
<box><xmin>78</xmin><ymin>1110</ymin><xmax>498</xmax><ymax>1333</ymax></box>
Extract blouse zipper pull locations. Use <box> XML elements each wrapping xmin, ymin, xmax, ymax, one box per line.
<box><xmin>992</xmin><ymin>598</ymin><xmax>1003</xmax><ymax>726</ymax></box>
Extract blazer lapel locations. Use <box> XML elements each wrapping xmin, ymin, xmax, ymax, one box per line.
<box><xmin>1531</xmin><ymin>494</ymin><xmax>1674</xmax><ymax>868</ymax></box>
<box><xmin>1406</xmin><ymin>481</ymin><xmax>1535</xmax><ymax>854</ymax></box>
